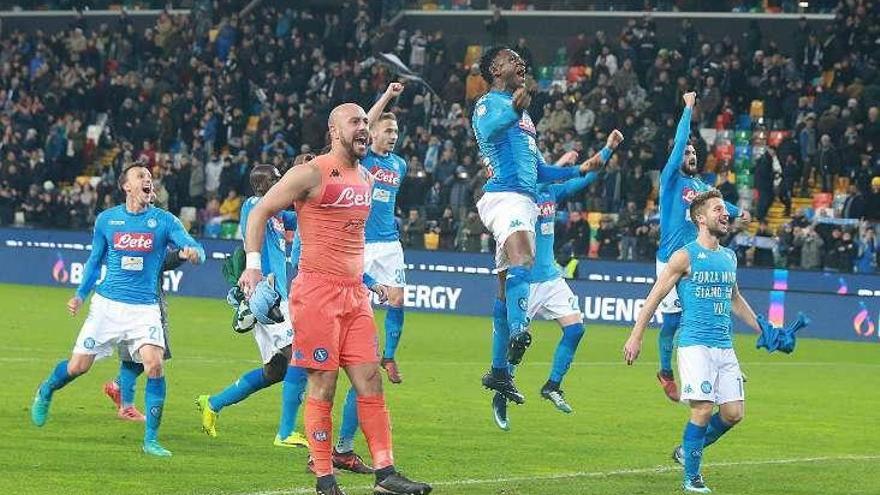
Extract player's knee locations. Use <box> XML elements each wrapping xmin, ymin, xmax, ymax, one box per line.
<box><xmin>387</xmin><ymin>289</ymin><xmax>404</xmax><ymax>308</ymax></box>
<box><xmin>721</xmin><ymin>408</ymin><xmax>744</xmax><ymax>426</ymax></box>
<box><xmin>689</xmin><ymin>402</ymin><xmax>714</xmax><ymax>425</ymax></box>
<box><xmin>67</xmin><ymin>357</ymin><xmax>92</xmax><ymax>376</ymax></box>
<box><xmin>307</xmin><ymin>370</ymin><xmax>338</xmax><ymax>401</ymax></box>
<box><xmin>143</xmin><ymin>360</ymin><xmax>163</xmax><ymax>378</ymax></box>
<box><xmin>263</xmin><ymin>353</ymin><xmax>288</xmax><ymax>384</ymax></box>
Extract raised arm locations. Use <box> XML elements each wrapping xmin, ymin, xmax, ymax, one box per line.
<box><xmin>239</xmin><ymin>163</ymin><xmax>321</xmax><ymax>296</ymax></box>
<box><xmin>731</xmin><ymin>283</ymin><xmax>761</xmax><ymax>334</ymax></box>
<box><xmin>538</xmin><ymin>129</ymin><xmax>624</xmax><ymax>183</ymax></box>
<box><xmin>661</xmin><ymin>92</ymin><xmax>696</xmax><ymax>186</ymax></box>
<box><xmin>367</xmin><ymin>82</ymin><xmax>404</xmax><ymax>126</ymax></box>
<box><xmin>167</xmin><ymin>214</ymin><xmax>206</xmax><ymax>264</ymax></box>
<box><xmin>473</xmin><ymin>92</ymin><xmax>522</xmax><ymax>139</ymax></box>
<box><xmin>550</xmin><ymin>172</ymin><xmax>599</xmax><ymax>203</ymax></box>
<box><xmin>623</xmin><ymin>249</ymin><xmax>690</xmax><ymax>364</ymax></box>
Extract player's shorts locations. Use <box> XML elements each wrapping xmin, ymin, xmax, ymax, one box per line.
<box><xmin>477</xmin><ymin>191</ymin><xmax>537</xmax><ymax>271</ymax></box>
<box><xmin>364</xmin><ymin>240</ymin><xmax>406</xmax><ymax>287</ymax></box>
<box><xmin>656</xmin><ymin>258</ymin><xmax>682</xmax><ymax>314</ymax></box>
<box><xmin>290</xmin><ymin>271</ymin><xmax>379</xmax><ymax>371</ymax></box>
<box><xmin>678</xmin><ymin>345</ymin><xmax>744</xmax><ymax>405</ymax></box>
<box><xmin>527</xmin><ymin>278</ymin><xmax>582</xmax><ymax>321</ymax></box>
<box><xmin>73</xmin><ymin>293</ymin><xmax>165</xmax><ymax>363</ymax></box>
<box><xmin>118</xmin><ymin>327</ymin><xmax>170</xmax><ymax>362</ymax></box>
<box><xmin>253</xmin><ymin>304</ymin><xmax>294</xmax><ymax>364</ymax></box>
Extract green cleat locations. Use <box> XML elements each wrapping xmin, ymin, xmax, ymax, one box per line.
<box><xmin>31</xmin><ymin>387</ymin><xmax>51</xmax><ymax>427</ymax></box>
<box><xmin>142</xmin><ymin>439</ymin><xmax>172</xmax><ymax>457</ymax></box>
<box><xmin>274</xmin><ymin>431</ymin><xmax>309</xmax><ymax>448</ymax></box>
<box><xmin>196</xmin><ymin>394</ymin><xmax>218</xmax><ymax>437</ymax></box>
<box><xmin>540</xmin><ymin>386</ymin><xmax>573</xmax><ymax>414</ymax></box>
<box><xmin>491</xmin><ymin>393</ymin><xmax>510</xmax><ymax>431</ymax></box>
<box><xmin>683</xmin><ymin>475</ymin><xmax>712</xmax><ymax>493</ymax></box>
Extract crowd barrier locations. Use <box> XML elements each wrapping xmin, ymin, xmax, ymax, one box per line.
<box><xmin>2</xmin><ymin>228</ymin><xmax>878</xmax><ymax>343</ymax></box>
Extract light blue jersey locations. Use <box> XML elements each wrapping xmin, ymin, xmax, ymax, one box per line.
<box><xmin>288</xmin><ymin>230</ymin><xmax>301</xmax><ymax>270</ymax></box>
<box><xmin>531</xmin><ymin>173</ymin><xmax>598</xmax><ymax>283</ymax></box>
<box><xmin>658</xmin><ymin>107</ymin><xmax>741</xmax><ymax>263</ymax></box>
<box><xmin>76</xmin><ymin>205</ymin><xmax>205</xmax><ymax>304</ymax></box>
<box><xmin>363</xmin><ymin>149</ymin><xmax>406</xmax><ymax>243</ymax></box>
<box><xmin>676</xmin><ymin>241</ymin><xmax>737</xmax><ymax>349</ymax></box>
<box><xmin>241</xmin><ymin>197</ymin><xmax>297</xmax><ymax>299</ymax></box>
<box><xmin>472</xmin><ymin>90</ymin><xmax>580</xmax><ymax>199</ymax></box>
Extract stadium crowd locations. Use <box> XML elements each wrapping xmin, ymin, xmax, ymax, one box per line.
<box><xmin>0</xmin><ymin>0</ymin><xmax>878</xmax><ymax>273</ymax></box>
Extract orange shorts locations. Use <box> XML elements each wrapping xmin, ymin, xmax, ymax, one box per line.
<box><xmin>289</xmin><ymin>271</ymin><xmax>379</xmax><ymax>371</ymax></box>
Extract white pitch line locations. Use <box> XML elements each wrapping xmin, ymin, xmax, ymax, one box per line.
<box><xmin>232</xmin><ymin>454</ymin><xmax>880</xmax><ymax>495</ymax></box>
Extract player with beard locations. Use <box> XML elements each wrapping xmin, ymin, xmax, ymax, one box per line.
<box><xmin>239</xmin><ymin>103</ymin><xmax>431</xmax><ymax>495</ymax></box>
<box><xmin>31</xmin><ymin>164</ymin><xmax>205</xmax><ymax>457</ymax></box>
<box><xmin>473</xmin><ymin>46</ymin><xmax>622</xmax><ymax>405</ymax></box>
<box><xmin>624</xmin><ymin>190</ymin><xmax>766</xmax><ymax>493</ymax></box>
<box><xmin>654</xmin><ymin>92</ymin><xmax>750</xmax><ymax>402</ymax></box>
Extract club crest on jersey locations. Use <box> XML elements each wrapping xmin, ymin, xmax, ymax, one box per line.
<box><xmin>321</xmin><ymin>184</ymin><xmax>371</xmax><ymax>209</ymax></box>
<box><xmin>682</xmin><ymin>187</ymin><xmax>699</xmax><ymax>203</ymax></box>
<box><xmin>370</xmin><ymin>166</ymin><xmax>401</xmax><ymax>187</ymax></box>
<box><xmin>146</xmin><ymin>218</ymin><xmax>158</xmax><ymax>229</ymax></box>
<box><xmin>518</xmin><ymin>112</ymin><xmax>536</xmax><ymax>136</ymax></box>
<box><xmin>537</xmin><ymin>201</ymin><xmax>556</xmax><ymax>219</ymax></box>
<box><xmin>113</xmin><ymin>232</ymin><xmax>154</xmax><ymax>252</ymax></box>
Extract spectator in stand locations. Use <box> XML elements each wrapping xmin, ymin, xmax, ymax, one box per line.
<box><xmin>595</xmin><ymin>215</ymin><xmax>621</xmax><ymax>260</ymax></box>
<box><xmin>458</xmin><ymin>210</ymin><xmax>483</xmax><ymax>253</ymax></box>
<box><xmin>438</xmin><ymin>207</ymin><xmax>457</xmax><ymax>251</ymax></box>
<box><xmin>799</xmin><ymin>114</ymin><xmax>818</xmax><ymax>195</ymax></box>
<box><xmin>484</xmin><ymin>7</ymin><xmax>508</xmax><ymax>45</ymax></box>
<box><xmin>218</xmin><ymin>188</ymin><xmax>241</xmax><ymax>222</ymax></box>
<box><xmin>618</xmin><ymin>201</ymin><xmax>642</xmax><ymax>261</ymax></box>
<box><xmin>564</xmin><ymin>210</ymin><xmax>591</xmax><ymax>258</ymax></box>
<box><xmin>753</xmin><ymin>221</ymin><xmax>775</xmax><ymax>267</ymax></box>
<box><xmin>623</xmin><ymin>164</ymin><xmax>652</xmax><ymax>211</ymax></box>
<box><xmin>796</xmin><ymin>225</ymin><xmax>824</xmax><ymax>270</ymax></box>
<box><xmin>865</xmin><ymin>177</ymin><xmax>880</xmax><ymax>229</ymax></box>
<box><xmin>402</xmin><ymin>208</ymin><xmax>426</xmax><ymax>250</ymax></box>
<box><xmin>855</xmin><ymin>227</ymin><xmax>877</xmax><ymax>274</ymax></box>
<box><xmin>755</xmin><ymin>147</ymin><xmax>779</xmax><ymax>221</ymax></box>
<box><xmin>817</xmin><ymin>134</ymin><xmax>839</xmax><ymax>193</ymax></box>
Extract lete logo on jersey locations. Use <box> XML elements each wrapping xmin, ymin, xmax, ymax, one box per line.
<box><xmin>537</xmin><ymin>201</ymin><xmax>556</xmax><ymax>219</ymax></box>
<box><xmin>370</xmin><ymin>166</ymin><xmax>401</xmax><ymax>187</ymax></box>
<box><xmin>321</xmin><ymin>184</ymin><xmax>372</xmax><ymax>209</ymax></box>
<box><xmin>518</xmin><ymin>112</ymin><xmax>536</xmax><ymax>137</ymax></box>
<box><xmin>113</xmin><ymin>232</ymin><xmax>154</xmax><ymax>252</ymax></box>
<box><xmin>681</xmin><ymin>187</ymin><xmax>699</xmax><ymax>203</ymax></box>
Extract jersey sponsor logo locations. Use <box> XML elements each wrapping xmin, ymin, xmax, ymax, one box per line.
<box><xmin>270</xmin><ymin>216</ymin><xmax>285</xmax><ymax>234</ymax></box>
<box><xmin>108</xmin><ymin>220</ymin><xmax>125</xmax><ymax>226</ymax></box>
<box><xmin>682</xmin><ymin>187</ymin><xmax>699</xmax><ymax>203</ymax></box>
<box><xmin>113</xmin><ymin>232</ymin><xmax>155</xmax><ymax>252</ymax></box>
<box><xmin>519</xmin><ymin>112</ymin><xmax>536</xmax><ymax>136</ymax></box>
<box><xmin>540</xmin><ymin>221</ymin><xmax>554</xmax><ymax>235</ymax></box>
<box><xmin>537</xmin><ymin>201</ymin><xmax>556</xmax><ymax>219</ymax></box>
<box><xmin>370</xmin><ymin>166</ymin><xmax>401</xmax><ymax>186</ymax></box>
<box><xmin>372</xmin><ymin>188</ymin><xmax>391</xmax><ymax>203</ymax></box>
<box><xmin>321</xmin><ymin>184</ymin><xmax>372</xmax><ymax>209</ymax></box>
<box><xmin>121</xmin><ymin>255</ymin><xmax>144</xmax><ymax>271</ymax></box>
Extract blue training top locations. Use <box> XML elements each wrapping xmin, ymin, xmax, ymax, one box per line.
<box><xmin>472</xmin><ymin>90</ymin><xmax>580</xmax><ymax>199</ymax></box>
<box><xmin>531</xmin><ymin>173</ymin><xmax>598</xmax><ymax>283</ymax></box>
<box><xmin>657</xmin><ymin>106</ymin><xmax>741</xmax><ymax>263</ymax></box>
<box><xmin>76</xmin><ymin>205</ymin><xmax>205</xmax><ymax>304</ymax></box>
<box><xmin>241</xmin><ymin>197</ymin><xmax>297</xmax><ymax>299</ymax></box>
<box><xmin>676</xmin><ymin>241</ymin><xmax>738</xmax><ymax>349</ymax></box>
<box><xmin>363</xmin><ymin>149</ymin><xmax>406</xmax><ymax>243</ymax></box>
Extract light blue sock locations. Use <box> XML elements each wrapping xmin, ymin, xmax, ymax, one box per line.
<box><xmin>703</xmin><ymin>412</ymin><xmax>733</xmax><ymax>448</ymax></box>
<box><xmin>383</xmin><ymin>306</ymin><xmax>404</xmax><ymax>359</ymax></box>
<box><xmin>39</xmin><ymin>360</ymin><xmax>77</xmax><ymax>400</ymax></box>
<box><xmin>208</xmin><ymin>368</ymin><xmax>269</xmax><ymax>412</ymax></box>
<box><xmin>491</xmin><ymin>298</ymin><xmax>510</xmax><ymax>370</ymax></box>
<box><xmin>549</xmin><ymin>323</ymin><xmax>585</xmax><ymax>384</ymax></box>
<box><xmin>144</xmin><ymin>376</ymin><xmax>166</xmax><ymax>442</ymax></box>
<box><xmin>335</xmin><ymin>387</ymin><xmax>359</xmax><ymax>453</ymax></box>
<box><xmin>658</xmin><ymin>312</ymin><xmax>681</xmax><ymax>373</ymax></box>
<box><xmin>277</xmin><ymin>365</ymin><xmax>307</xmax><ymax>439</ymax></box>
<box><xmin>505</xmin><ymin>266</ymin><xmax>531</xmax><ymax>338</ymax></box>
<box><xmin>682</xmin><ymin>421</ymin><xmax>708</xmax><ymax>480</ymax></box>
<box><xmin>118</xmin><ymin>361</ymin><xmax>144</xmax><ymax>408</ymax></box>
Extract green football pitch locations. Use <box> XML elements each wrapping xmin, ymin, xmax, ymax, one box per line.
<box><xmin>2</xmin><ymin>283</ymin><xmax>878</xmax><ymax>495</ymax></box>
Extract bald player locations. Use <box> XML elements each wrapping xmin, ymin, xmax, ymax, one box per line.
<box><xmin>239</xmin><ymin>103</ymin><xmax>431</xmax><ymax>495</ymax></box>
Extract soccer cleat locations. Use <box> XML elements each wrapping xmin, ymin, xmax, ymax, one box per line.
<box><xmin>491</xmin><ymin>393</ymin><xmax>509</xmax><ymax>431</ymax></box>
<box><xmin>373</xmin><ymin>472</ymin><xmax>432</xmax><ymax>494</ymax></box>
<box><xmin>274</xmin><ymin>431</ymin><xmax>309</xmax><ymax>448</ymax></box>
<box><xmin>657</xmin><ymin>370</ymin><xmax>681</xmax><ymax>402</ymax></box>
<box><xmin>481</xmin><ymin>372</ymin><xmax>525</xmax><ymax>404</ymax></box>
<box><xmin>104</xmin><ymin>381</ymin><xmax>122</xmax><ymax>409</ymax></box>
<box><xmin>540</xmin><ymin>385</ymin><xmax>573</xmax><ymax>414</ymax></box>
<box><xmin>381</xmin><ymin>358</ymin><xmax>403</xmax><ymax>384</ymax></box>
<box><xmin>672</xmin><ymin>445</ymin><xmax>684</xmax><ymax>466</ymax></box>
<box><xmin>683</xmin><ymin>475</ymin><xmax>711</xmax><ymax>493</ymax></box>
<box><xmin>196</xmin><ymin>395</ymin><xmax>218</xmax><ymax>437</ymax></box>
<box><xmin>118</xmin><ymin>405</ymin><xmax>146</xmax><ymax>422</ymax></box>
<box><xmin>333</xmin><ymin>449</ymin><xmax>374</xmax><ymax>474</ymax></box>
<box><xmin>507</xmin><ymin>330</ymin><xmax>532</xmax><ymax>365</ymax></box>
<box><xmin>316</xmin><ymin>483</ymin><xmax>347</xmax><ymax>495</ymax></box>
<box><xmin>31</xmin><ymin>387</ymin><xmax>51</xmax><ymax>427</ymax></box>
<box><xmin>142</xmin><ymin>439</ymin><xmax>172</xmax><ymax>457</ymax></box>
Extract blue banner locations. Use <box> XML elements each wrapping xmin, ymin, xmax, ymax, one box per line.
<box><xmin>2</xmin><ymin>228</ymin><xmax>878</xmax><ymax>343</ymax></box>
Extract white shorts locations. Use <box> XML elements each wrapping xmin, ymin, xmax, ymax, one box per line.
<box><xmin>364</xmin><ymin>241</ymin><xmax>406</xmax><ymax>287</ymax></box>
<box><xmin>528</xmin><ymin>278</ymin><xmax>582</xmax><ymax>321</ymax></box>
<box><xmin>73</xmin><ymin>293</ymin><xmax>164</xmax><ymax>363</ymax></box>
<box><xmin>656</xmin><ymin>258</ymin><xmax>682</xmax><ymax>313</ymax></box>
<box><xmin>477</xmin><ymin>191</ymin><xmax>537</xmax><ymax>270</ymax></box>
<box><xmin>678</xmin><ymin>345</ymin><xmax>745</xmax><ymax>405</ymax></box>
<box><xmin>253</xmin><ymin>304</ymin><xmax>293</xmax><ymax>364</ymax></box>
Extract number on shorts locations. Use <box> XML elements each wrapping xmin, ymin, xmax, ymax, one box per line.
<box><xmin>149</xmin><ymin>326</ymin><xmax>159</xmax><ymax>341</ymax></box>
<box><xmin>395</xmin><ymin>269</ymin><xmax>405</xmax><ymax>285</ymax></box>
<box><xmin>569</xmin><ymin>297</ymin><xmax>578</xmax><ymax>311</ymax></box>
<box><xmin>736</xmin><ymin>377</ymin><xmax>743</xmax><ymax>396</ymax></box>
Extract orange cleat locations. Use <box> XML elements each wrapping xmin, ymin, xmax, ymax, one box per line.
<box><xmin>103</xmin><ymin>381</ymin><xmax>121</xmax><ymax>410</ymax></box>
<box><xmin>117</xmin><ymin>405</ymin><xmax>146</xmax><ymax>422</ymax></box>
<box><xmin>656</xmin><ymin>370</ymin><xmax>680</xmax><ymax>402</ymax></box>
<box><xmin>381</xmin><ymin>358</ymin><xmax>403</xmax><ymax>384</ymax></box>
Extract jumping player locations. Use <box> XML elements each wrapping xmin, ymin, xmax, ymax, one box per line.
<box><xmin>655</xmin><ymin>92</ymin><xmax>750</xmax><ymax>401</ymax></box>
<box><xmin>30</xmin><ymin>164</ymin><xmax>205</xmax><ymax>457</ymax></box>
<box><xmin>239</xmin><ymin>103</ymin><xmax>431</xmax><ymax>495</ymax></box>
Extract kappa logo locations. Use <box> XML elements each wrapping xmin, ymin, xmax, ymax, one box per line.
<box><xmin>330</xmin><ymin>168</ymin><xmax>341</xmax><ymax>178</ymax></box>
<box><xmin>697</xmin><ymin>252</ymin><xmax>708</xmax><ymax>260</ymax></box>
<box><xmin>509</xmin><ymin>219</ymin><xmax>524</xmax><ymax>229</ymax></box>
<box><xmin>683</xmin><ymin>384</ymin><xmax>693</xmax><ymax>394</ymax></box>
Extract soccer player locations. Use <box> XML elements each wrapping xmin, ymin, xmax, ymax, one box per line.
<box><xmin>473</xmin><ymin>45</ymin><xmax>622</xmax><ymax>403</ymax></box>
<box><xmin>103</xmin><ymin>247</ymin><xmax>184</xmax><ymax>421</ymax></box>
<box><xmin>239</xmin><ymin>103</ymin><xmax>431</xmax><ymax>495</ymax></box>
<box><xmin>624</xmin><ymin>190</ymin><xmax>760</xmax><ymax>493</ymax></box>
<box><xmin>196</xmin><ymin>164</ymin><xmax>310</xmax><ymax>449</ymax></box>
<box><xmin>30</xmin><ymin>164</ymin><xmax>205</xmax><ymax>457</ymax></box>
<box><xmin>655</xmin><ymin>92</ymin><xmax>750</xmax><ymax>401</ymax></box>
<box><xmin>363</xmin><ymin>81</ymin><xmax>407</xmax><ymax>384</ymax></box>
<box><xmin>489</xmin><ymin>152</ymin><xmax>608</xmax><ymax>430</ymax></box>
